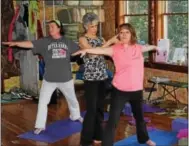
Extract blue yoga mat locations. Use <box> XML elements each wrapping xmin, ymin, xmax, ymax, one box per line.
<box><xmin>18</xmin><ymin>112</ymin><xmax>109</xmax><ymax>143</ymax></box>
<box><xmin>114</xmin><ymin>129</ymin><xmax>178</xmax><ymax>146</ymax></box>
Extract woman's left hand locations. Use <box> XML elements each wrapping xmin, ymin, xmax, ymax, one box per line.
<box><xmin>72</xmin><ymin>50</ymin><xmax>87</xmax><ymax>58</ymax></box>
<box><xmin>109</xmin><ymin>34</ymin><xmax>119</xmax><ymax>44</ymax></box>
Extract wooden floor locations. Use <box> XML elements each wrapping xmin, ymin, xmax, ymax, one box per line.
<box><xmin>2</xmin><ymin>89</ymin><xmax>177</xmax><ymax>146</ymax></box>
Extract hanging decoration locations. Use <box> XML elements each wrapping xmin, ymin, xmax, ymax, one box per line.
<box><xmin>29</xmin><ymin>0</ymin><xmax>39</xmax><ymax>34</ymax></box>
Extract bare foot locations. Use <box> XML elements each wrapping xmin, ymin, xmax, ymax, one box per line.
<box><xmin>34</xmin><ymin>128</ymin><xmax>45</xmax><ymax>135</ymax></box>
<box><xmin>93</xmin><ymin>140</ymin><xmax>102</xmax><ymax>144</ymax></box>
<box><xmin>146</xmin><ymin>139</ymin><xmax>156</xmax><ymax>146</ymax></box>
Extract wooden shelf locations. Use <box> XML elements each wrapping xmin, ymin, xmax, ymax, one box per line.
<box><xmin>43</xmin><ymin>20</ymin><xmax>80</xmax><ymax>25</ymax></box>
<box><xmin>45</xmin><ymin>4</ymin><xmax>102</xmax><ymax>9</ymax></box>
<box><xmin>62</xmin><ymin>23</ymin><xmax>80</xmax><ymax>26</ymax></box>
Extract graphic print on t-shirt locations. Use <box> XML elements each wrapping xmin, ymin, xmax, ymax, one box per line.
<box><xmin>48</xmin><ymin>42</ymin><xmax>68</xmax><ymax>59</ymax></box>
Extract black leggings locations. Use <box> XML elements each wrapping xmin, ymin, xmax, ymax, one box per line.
<box><xmin>102</xmin><ymin>88</ymin><xmax>149</xmax><ymax>146</ymax></box>
<box><xmin>80</xmin><ymin>80</ymin><xmax>106</xmax><ymax>146</ymax></box>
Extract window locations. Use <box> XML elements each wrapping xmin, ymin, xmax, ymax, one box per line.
<box><xmin>124</xmin><ymin>1</ymin><xmax>149</xmax><ymax>60</ymax></box>
<box><xmin>119</xmin><ymin>0</ymin><xmax>188</xmax><ymax>72</ymax></box>
<box><xmin>163</xmin><ymin>1</ymin><xmax>188</xmax><ymax>65</ymax></box>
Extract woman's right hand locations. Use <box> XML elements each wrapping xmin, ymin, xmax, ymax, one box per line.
<box><xmin>2</xmin><ymin>42</ymin><xmax>17</xmax><ymax>47</ymax></box>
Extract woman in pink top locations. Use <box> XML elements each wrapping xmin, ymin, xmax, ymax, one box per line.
<box><xmin>73</xmin><ymin>23</ymin><xmax>158</xmax><ymax>146</ymax></box>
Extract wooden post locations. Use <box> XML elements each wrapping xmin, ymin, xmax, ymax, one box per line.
<box><xmin>1</xmin><ymin>77</ymin><xmax>5</xmax><ymax>93</ymax></box>
<box><xmin>148</xmin><ymin>0</ymin><xmax>157</xmax><ymax>62</ymax></box>
<box><xmin>116</xmin><ymin>1</ymin><xmax>125</xmax><ymax>27</ymax></box>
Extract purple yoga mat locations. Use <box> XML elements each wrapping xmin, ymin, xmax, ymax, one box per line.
<box><xmin>143</xmin><ymin>103</ymin><xmax>165</xmax><ymax>113</ymax></box>
<box><xmin>18</xmin><ymin>112</ymin><xmax>109</xmax><ymax>143</ymax></box>
<box><xmin>18</xmin><ymin>119</ymin><xmax>82</xmax><ymax>143</ymax></box>
<box><xmin>123</xmin><ymin>103</ymin><xmax>165</xmax><ymax>116</ymax></box>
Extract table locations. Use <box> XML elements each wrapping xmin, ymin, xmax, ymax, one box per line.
<box><xmin>147</xmin><ymin>78</ymin><xmax>188</xmax><ymax>107</ymax></box>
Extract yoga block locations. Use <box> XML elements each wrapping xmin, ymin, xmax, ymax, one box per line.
<box><xmin>177</xmin><ymin>129</ymin><xmax>188</xmax><ymax>139</ymax></box>
<box><xmin>178</xmin><ymin>138</ymin><xmax>188</xmax><ymax>146</ymax></box>
<box><xmin>172</xmin><ymin>118</ymin><xmax>188</xmax><ymax>132</ymax></box>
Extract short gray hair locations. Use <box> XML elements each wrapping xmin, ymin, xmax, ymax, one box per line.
<box><xmin>82</xmin><ymin>12</ymin><xmax>99</xmax><ymax>29</ymax></box>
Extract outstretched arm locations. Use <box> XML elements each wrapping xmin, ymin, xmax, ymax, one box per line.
<box><xmin>78</xmin><ymin>36</ymin><xmax>114</xmax><ymax>58</ymax></box>
<box><xmin>2</xmin><ymin>41</ymin><xmax>34</xmax><ymax>49</ymax></box>
<box><xmin>79</xmin><ymin>35</ymin><xmax>119</xmax><ymax>50</ymax></box>
<box><xmin>102</xmin><ymin>35</ymin><xmax>119</xmax><ymax>48</ymax></box>
<box><xmin>142</xmin><ymin>45</ymin><xmax>158</xmax><ymax>52</ymax></box>
<box><xmin>72</xmin><ymin>47</ymin><xmax>113</xmax><ymax>58</ymax></box>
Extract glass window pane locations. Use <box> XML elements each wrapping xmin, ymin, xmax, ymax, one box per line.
<box><xmin>125</xmin><ymin>16</ymin><xmax>148</xmax><ymax>44</ymax></box>
<box><xmin>126</xmin><ymin>1</ymin><xmax>148</xmax><ymax>14</ymax></box>
<box><xmin>167</xmin><ymin>15</ymin><xmax>188</xmax><ymax>48</ymax></box>
<box><xmin>166</xmin><ymin>15</ymin><xmax>188</xmax><ymax>64</ymax></box>
<box><xmin>166</xmin><ymin>1</ymin><xmax>188</xmax><ymax>13</ymax></box>
<box><xmin>125</xmin><ymin>16</ymin><xmax>149</xmax><ymax>59</ymax></box>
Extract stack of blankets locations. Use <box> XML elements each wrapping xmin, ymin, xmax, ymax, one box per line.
<box><xmin>45</xmin><ymin>1</ymin><xmax>105</xmax><ymax>41</ymax></box>
<box><xmin>63</xmin><ymin>24</ymin><xmax>81</xmax><ymax>42</ymax></box>
<box><xmin>57</xmin><ymin>8</ymin><xmax>105</xmax><ymax>23</ymax></box>
<box><xmin>46</xmin><ymin>0</ymin><xmax>104</xmax><ymax>7</ymax></box>
<box><xmin>56</xmin><ymin>8</ymin><xmax>105</xmax><ymax>41</ymax></box>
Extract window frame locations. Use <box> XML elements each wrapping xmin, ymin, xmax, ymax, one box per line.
<box><xmin>116</xmin><ymin>0</ymin><xmax>188</xmax><ymax>73</ymax></box>
<box><xmin>124</xmin><ymin>0</ymin><xmax>149</xmax><ymax>53</ymax></box>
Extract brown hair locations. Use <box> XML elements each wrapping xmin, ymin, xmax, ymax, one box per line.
<box><xmin>118</xmin><ymin>23</ymin><xmax>137</xmax><ymax>45</ymax></box>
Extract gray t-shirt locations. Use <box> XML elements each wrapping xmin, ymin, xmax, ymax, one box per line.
<box><xmin>32</xmin><ymin>36</ymin><xmax>79</xmax><ymax>82</ymax></box>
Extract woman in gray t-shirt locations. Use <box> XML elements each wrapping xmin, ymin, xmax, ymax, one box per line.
<box><xmin>3</xmin><ymin>20</ymin><xmax>83</xmax><ymax>134</ymax></box>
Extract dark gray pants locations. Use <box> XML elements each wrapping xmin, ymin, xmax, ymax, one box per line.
<box><xmin>102</xmin><ymin>88</ymin><xmax>149</xmax><ymax>146</ymax></box>
<box><xmin>80</xmin><ymin>80</ymin><xmax>106</xmax><ymax>146</ymax></box>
